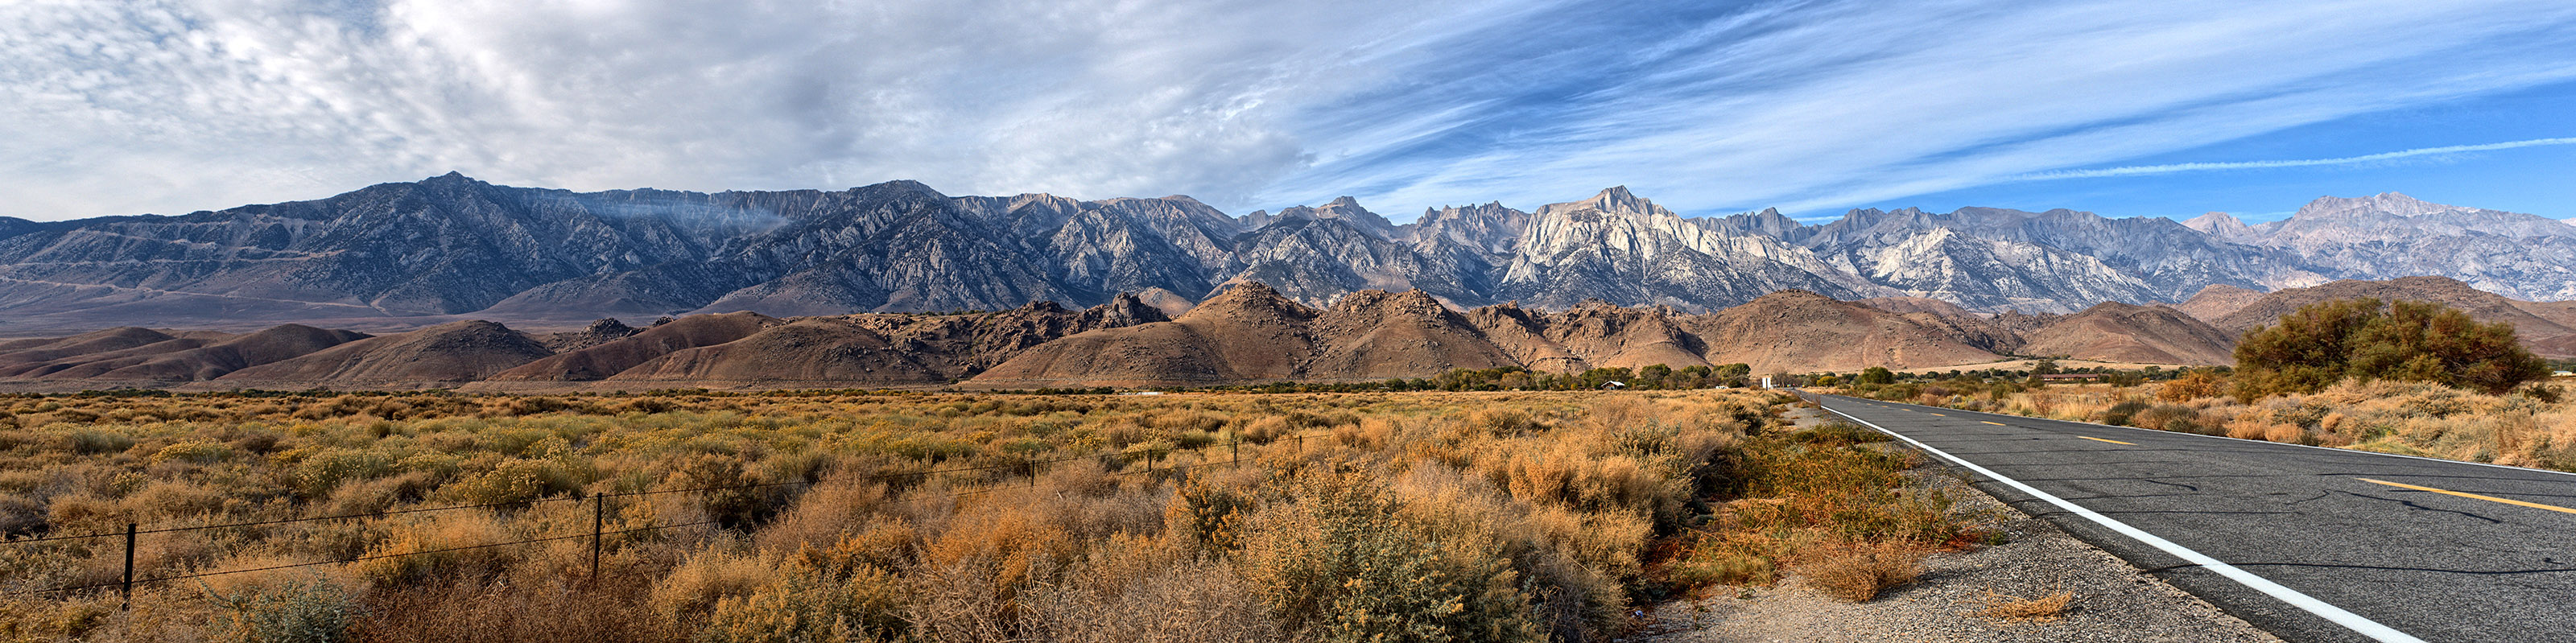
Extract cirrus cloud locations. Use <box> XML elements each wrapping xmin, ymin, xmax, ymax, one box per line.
<box><xmin>2</xmin><ymin>0</ymin><xmax>2574</xmax><ymax>222</ymax></box>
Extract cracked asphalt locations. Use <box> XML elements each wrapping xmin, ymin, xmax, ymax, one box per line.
<box><xmin>1806</xmin><ymin>394</ymin><xmax>2576</xmax><ymax>643</ymax></box>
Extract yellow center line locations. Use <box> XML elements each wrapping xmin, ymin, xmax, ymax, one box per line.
<box><xmin>2079</xmin><ymin>436</ymin><xmax>2135</xmax><ymax>445</ymax></box>
<box><xmin>2357</xmin><ymin>478</ymin><xmax>2576</xmax><ymax>516</ymax></box>
<box><xmin>1980</xmin><ymin>421</ymin><xmax>2005</xmax><ymax>426</ymax></box>
<box><xmin>1927</xmin><ymin>412</ymin><xmax>1944</xmax><ymax>416</ymax></box>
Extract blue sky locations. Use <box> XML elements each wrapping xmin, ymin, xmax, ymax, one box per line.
<box><xmin>4</xmin><ymin>0</ymin><xmax>2573</xmax><ymax>224</ymax></box>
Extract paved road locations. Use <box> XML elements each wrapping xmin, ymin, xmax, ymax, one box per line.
<box><xmin>1801</xmin><ymin>393</ymin><xmax>2576</xmax><ymax>643</ymax></box>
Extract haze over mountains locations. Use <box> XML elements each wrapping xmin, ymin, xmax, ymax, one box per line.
<box><xmin>2</xmin><ymin>174</ymin><xmax>2570</xmax><ymax>334</ymax></box>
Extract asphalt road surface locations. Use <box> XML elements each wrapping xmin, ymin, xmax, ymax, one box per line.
<box><xmin>1801</xmin><ymin>392</ymin><xmax>2576</xmax><ymax>643</ymax></box>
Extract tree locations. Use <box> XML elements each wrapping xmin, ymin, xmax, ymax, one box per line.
<box><xmin>2031</xmin><ymin>358</ymin><xmax>2060</xmax><ymax>376</ymax></box>
<box><xmin>1673</xmin><ymin>365</ymin><xmax>1713</xmax><ymax>389</ymax></box>
<box><xmin>1857</xmin><ymin>366</ymin><xmax>1895</xmax><ymax>385</ymax></box>
<box><xmin>1715</xmin><ymin>363</ymin><xmax>1752</xmax><ymax>380</ymax></box>
<box><xmin>2235</xmin><ymin>297</ymin><xmax>2549</xmax><ymax>397</ymax></box>
<box><xmin>1637</xmin><ymin>364</ymin><xmax>1673</xmax><ymax>389</ymax></box>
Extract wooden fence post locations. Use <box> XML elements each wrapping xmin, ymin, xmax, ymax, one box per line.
<box><xmin>590</xmin><ymin>493</ymin><xmax>606</xmax><ymax>582</ymax></box>
<box><xmin>119</xmin><ymin>523</ymin><xmax>136</xmax><ymax>608</ymax></box>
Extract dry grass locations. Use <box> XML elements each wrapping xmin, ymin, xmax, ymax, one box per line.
<box><xmin>1975</xmin><ymin>590</ymin><xmax>2074</xmax><ymax>621</ymax></box>
<box><xmin>1803</xmin><ymin>542</ymin><xmax>1927</xmax><ymax>602</ymax></box>
<box><xmin>0</xmin><ymin>389</ymin><xmax>1793</xmax><ymax>642</ymax></box>
<box><xmin>1670</xmin><ymin>418</ymin><xmax>1988</xmax><ymax>604</ymax></box>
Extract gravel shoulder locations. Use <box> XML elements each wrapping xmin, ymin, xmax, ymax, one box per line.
<box><xmin>1634</xmin><ymin>406</ymin><xmax>2280</xmax><ymax>643</ymax></box>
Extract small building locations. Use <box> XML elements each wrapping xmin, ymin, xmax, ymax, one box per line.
<box><xmin>1600</xmin><ymin>381</ymin><xmax>1626</xmax><ymax>390</ymax></box>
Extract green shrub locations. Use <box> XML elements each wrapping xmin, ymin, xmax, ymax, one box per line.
<box><xmin>2236</xmin><ymin>298</ymin><xmax>2548</xmax><ymax>398</ymax></box>
<box><xmin>64</xmin><ymin>429</ymin><xmax>133</xmax><ymax>455</ymax></box>
<box><xmin>293</xmin><ymin>449</ymin><xmax>397</xmax><ymax>498</ymax></box>
<box><xmin>1789</xmin><ymin>422</ymin><xmax>1889</xmax><ymax>445</ymax></box>
<box><xmin>443</xmin><ymin>458</ymin><xmax>584</xmax><ymax>505</ymax></box>
<box><xmin>205</xmin><ymin>579</ymin><xmax>361</xmax><ymax>643</ymax></box>
<box><xmin>153</xmin><ymin>441</ymin><xmax>234</xmax><ymax>464</ymax></box>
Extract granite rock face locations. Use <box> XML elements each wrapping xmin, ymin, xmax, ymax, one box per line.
<box><xmin>2</xmin><ymin>175</ymin><xmax>2569</xmax><ymax>330</ymax></box>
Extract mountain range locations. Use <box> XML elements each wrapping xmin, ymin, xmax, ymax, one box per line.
<box><xmin>3</xmin><ymin>274</ymin><xmax>2568</xmax><ymax>392</ymax></box>
<box><xmin>4</xmin><ymin>174</ymin><xmax>2568</xmax><ymax>333</ymax></box>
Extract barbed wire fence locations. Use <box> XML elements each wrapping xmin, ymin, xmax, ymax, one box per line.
<box><xmin>1</xmin><ymin>433</ymin><xmax>1318</xmax><ymax>607</ymax></box>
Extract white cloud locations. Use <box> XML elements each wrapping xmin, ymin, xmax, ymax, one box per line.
<box><xmin>2012</xmin><ymin>137</ymin><xmax>2576</xmax><ymax>180</ymax></box>
<box><xmin>1262</xmin><ymin>0</ymin><xmax>2576</xmax><ymax>217</ymax></box>
<box><xmin>2</xmin><ymin>0</ymin><xmax>2573</xmax><ymax>221</ymax></box>
<box><xmin>0</xmin><ymin>0</ymin><xmax>1520</xmax><ymax>219</ymax></box>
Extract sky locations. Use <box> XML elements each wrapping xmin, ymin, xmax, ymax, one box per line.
<box><xmin>4</xmin><ymin>0</ymin><xmax>2574</xmax><ymax>225</ymax></box>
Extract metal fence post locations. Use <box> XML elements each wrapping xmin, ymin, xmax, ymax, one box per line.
<box><xmin>119</xmin><ymin>523</ymin><xmax>136</xmax><ymax>608</ymax></box>
<box><xmin>590</xmin><ymin>493</ymin><xmax>606</xmax><ymax>582</ymax></box>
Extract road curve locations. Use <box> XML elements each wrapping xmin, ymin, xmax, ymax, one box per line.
<box><xmin>1800</xmin><ymin>393</ymin><xmax>2576</xmax><ymax>643</ymax></box>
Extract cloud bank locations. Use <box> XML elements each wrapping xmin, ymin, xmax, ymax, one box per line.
<box><xmin>2</xmin><ymin>0</ymin><xmax>2574</xmax><ymax>221</ymax></box>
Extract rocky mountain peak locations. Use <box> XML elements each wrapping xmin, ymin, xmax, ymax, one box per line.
<box><xmin>1248</xmin><ymin>196</ymin><xmax>1402</xmax><ymax>240</ymax></box>
<box><xmin>2180</xmin><ymin>211</ymin><xmax>2254</xmax><ymax>238</ymax></box>
<box><xmin>1542</xmin><ymin>185</ymin><xmax>1671</xmax><ymax>219</ymax></box>
<box><xmin>2295</xmin><ymin>192</ymin><xmax>2473</xmax><ymax>219</ymax></box>
<box><xmin>1703</xmin><ymin>207</ymin><xmax>1810</xmax><ymax>240</ymax></box>
<box><xmin>1187</xmin><ymin>281</ymin><xmax>1318</xmax><ymax>322</ymax></box>
<box><xmin>856</xmin><ymin>179</ymin><xmax>950</xmax><ymax>200</ymax></box>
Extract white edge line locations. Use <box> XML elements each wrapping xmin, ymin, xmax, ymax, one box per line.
<box><xmin>1847</xmin><ymin>394</ymin><xmax>2576</xmax><ymax>479</ymax></box>
<box><xmin>1812</xmin><ymin>397</ymin><xmax>2428</xmax><ymax>643</ymax></box>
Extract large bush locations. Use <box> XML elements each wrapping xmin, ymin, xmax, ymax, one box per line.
<box><xmin>2235</xmin><ymin>298</ymin><xmax>2547</xmax><ymax>398</ymax></box>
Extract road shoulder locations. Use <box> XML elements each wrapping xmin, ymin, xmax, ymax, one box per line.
<box><xmin>1636</xmin><ymin>405</ymin><xmax>2279</xmax><ymax>642</ymax></box>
